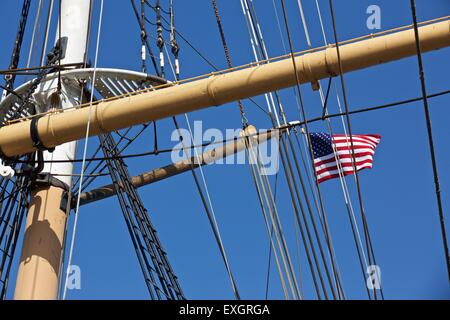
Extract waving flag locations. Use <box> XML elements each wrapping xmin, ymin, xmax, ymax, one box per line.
<box><xmin>310</xmin><ymin>133</ymin><xmax>381</xmax><ymax>183</ymax></box>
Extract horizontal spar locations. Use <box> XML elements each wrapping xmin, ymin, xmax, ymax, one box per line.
<box><xmin>0</xmin><ymin>19</ymin><xmax>449</xmax><ymax>158</ymax></box>
<box><xmin>79</xmin><ymin>126</ymin><xmax>278</xmax><ymax>205</ymax></box>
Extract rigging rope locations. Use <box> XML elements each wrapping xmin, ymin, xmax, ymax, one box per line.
<box><xmin>211</xmin><ymin>0</ymin><xmax>248</xmax><ymax>127</ymax></box>
<box><xmin>243</xmin><ymin>0</ymin><xmax>334</xmax><ymax>299</ymax></box>
<box><xmin>2</xmin><ymin>0</ymin><xmax>31</xmax><ymax>97</ymax></box>
<box><xmin>212</xmin><ymin>0</ymin><xmax>305</xmax><ymax>299</ymax></box>
<box><xmin>156</xmin><ymin>0</ymin><xmax>165</xmax><ymax>78</ymax></box>
<box><xmin>130</xmin><ymin>0</ymin><xmax>159</xmax><ymax>75</ymax></box>
<box><xmin>0</xmin><ymin>176</ymin><xmax>29</xmax><ymax>299</ymax></box>
<box><xmin>267</xmin><ymin>0</ymin><xmax>340</xmax><ymax>299</ymax></box>
<box><xmin>140</xmin><ymin>0</ymin><xmax>147</xmax><ymax>73</ymax></box>
<box><xmin>39</xmin><ymin>0</ymin><xmax>55</xmax><ymax>67</ymax></box>
<box><xmin>62</xmin><ymin>0</ymin><xmax>104</xmax><ymax>300</ymax></box>
<box><xmin>25</xmin><ymin>0</ymin><xmax>43</xmax><ymax>75</ymax></box>
<box><xmin>297</xmin><ymin>0</ymin><xmax>376</xmax><ymax>299</ymax></box>
<box><xmin>312</xmin><ymin>0</ymin><xmax>370</xmax><ymax>284</ymax></box>
<box><xmin>328</xmin><ymin>0</ymin><xmax>384</xmax><ymax>299</ymax></box>
<box><xmin>180</xmin><ymin>115</ymin><xmax>242</xmax><ymax>300</ymax></box>
<box><xmin>164</xmin><ymin>4</ymin><xmax>241</xmax><ymax>299</ymax></box>
<box><xmin>239</xmin><ymin>1</ymin><xmax>302</xmax><ymax>299</ymax></box>
<box><xmin>409</xmin><ymin>0</ymin><xmax>450</xmax><ymax>282</ymax></box>
<box><xmin>271</xmin><ymin>0</ymin><xmax>345</xmax><ymax>299</ymax></box>
<box><xmin>246</xmin><ymin>133</ymin><xmax>301</xmax><ymax>299</ymax></box>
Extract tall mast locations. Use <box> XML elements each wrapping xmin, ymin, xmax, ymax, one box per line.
<box><xmin>14</xmin><ymin>0</ymin><xmax>91</xmax><ymax>300</ymax></box>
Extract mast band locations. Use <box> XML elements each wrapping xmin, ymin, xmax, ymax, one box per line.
<box><xmin>30</xmin><ymin>115</ymin><xmax>54</xmax><ymax>152</ymax></box>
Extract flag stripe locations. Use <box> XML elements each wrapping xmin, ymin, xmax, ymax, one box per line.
<box><xmin>315</xmin><ymin>155</ymin><xmax>375</xmax><ymax>170</ymax></box>
<box><xmin>316</xmin><ymin>158</ymin><xmax>374</xmax><ymax>175</ymax></box>
<box><xmin>314</xmin><ymin>149</ymin><xmax>375</xmax><ymax>164</ymax></box>
<box><xmin>317</xmin><ymin>163</ymin><xmax>374</xmax><ymax>182</ymax></box>
<box><xmin>332</xmin><ymin>137</ymin><xmax>380</xmax><ymax>148</ymax></box>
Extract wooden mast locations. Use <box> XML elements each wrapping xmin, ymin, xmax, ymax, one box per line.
<box><xmin>14</xmin><ymin>0</ymin><xmax>91</xmax><ymax>300</ymax></box>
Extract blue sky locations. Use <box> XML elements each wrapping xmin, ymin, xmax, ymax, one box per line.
<box><xmin>1</xmin><ymin>0</ymin><xmax>450</xmax><ymax>299</ymax></box>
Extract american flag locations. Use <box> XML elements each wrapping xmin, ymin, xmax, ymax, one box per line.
<box><xmin>310</xmin><ymin>132</ymin><xmax>381</xmax><ymax>183</ymax></box>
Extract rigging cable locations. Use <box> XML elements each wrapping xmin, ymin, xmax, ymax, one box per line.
<box><xmin>57</xmin><ymin>0</ymin><xmax>94</xmax><ymax>298</ymax></box>
<box><xmin>249</xmin><ymin>127</ymin><xmax>303</xmax><ymax>300</ymax></box>
<box><xmin>212</xmin><ymin>0</ymin><xmax>302</xmax><ymax>298</ymax></box>
<box><xmin>39</xmin><ymin>0</ymin><xmax>55</xmax><ymax>67</ymax></box>
<box><xmin>155</xmin><ymin>0</ymin><xmax>165</xmax><ymax>78</ymax></box>
<box><xmin>2</xmin><ymin>0</ymin><xmax>31</xmax><ymax>97</ymax></box>
<box><xmin>0</xmin><ymin>176</ymin><xmax>29</xmax><ymax>299</ymax></box>
<box><xmin>313</xmin><ymin>0</ymin><xmax>370</xmax><ymax>293</ymax></box>
<box><xmin>297</xmin><ymin>0</ymin><xmax>373</xmax><ymax>299</ymax></box>
<box><xmin>264</xmin><ymin>169</ymin><xmax>281</xmax><ymax>299</ymax></box>
<box><xmin>242</xmin><ymin>0</ymin><xmax>326</xmax><ymax>299</ymax></box>
<box><xmin>140</xmin><ymin>0</ymin><xmax>147</xmax><ymax>73</ymax></box>
<box><xmin>165</xmin><ymin>2</ymin><xmax>241</xmax><ymax>299</ymax></box>
<box><xmin>179</xmin><ymin>115</ymin><xmax>242</xmax><ymax>300</ymax></box>
<box><xmin>267</xmin><ymin>2</ymin><xmax>341</xmax><ymax>298</ymax></box>
<box><xmin>256</xmin><ymin>0</ymin><xmax>335</xmax><ymax>299</ymax></box>
<box><xmin>62</xmin><ymin>0</ymin><xmax>104</xmax><ymax>300</ymax></box>
<box><xmin>169</xmin><ymin>0</ymin><xmax>180</xmax><ymax>79</ymax></box>
<box><xmin>261</xmin><ymin>0</ymin><xmax>344</xmax><ymax>298</ymax></box>
<box><xmin>25</xmin><ymin>0</ymin><xmax>43</xmax><ymax>75</ymax></box>
<box><xmin>211</xmin><ymin>0</ymin><xmax>248</xmax><ymax>127</ymax></box>
<box><xmin>250</xmin><ymin>0</ymin><xmax>342</xmax><ymax>298</ymax></box>
<box><xmin>246</xmin><ymin>136</ymin><xmax>297</xmax><ymax>299</ymax></box>
<box><xmin>328</xmin><ymin>0</ymin><xmax>384</xmax><ymax>299</ymax></box>
<box><xmin>409</xmin><ymin>0</ymin><xmax>450</xmax><ymax>281</ymax></box>
<box><xmin>130</xmin><ymin>0</ymin><xmax>160</xmax><ymax>75</ymax></box>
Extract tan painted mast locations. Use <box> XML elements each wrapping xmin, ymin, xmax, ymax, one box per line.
<box><xmin>14</xmin><ymin>0</ymin><xmax>91</xmax><ymax>300</ymax></box>
<box><xmin>7</xmin><ymin>16</ymin><xmax>450</xmax><ymax>300</ymax></box>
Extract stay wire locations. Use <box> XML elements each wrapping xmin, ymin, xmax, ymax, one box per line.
<box><xmin>246</xmin><ymin>133</ymin><xmax>301</xmax><ymax>299</ymax></box>
<box><xmin>269</xmin><ymin>1</ymin><xmax>343</xmax><ymax>296</ymax></box>
<box><xmin>165</xmin><ymin>14</ymin><xmax>241</xmax><ymax>298</ymax></box>
<box><xmin>62</xmin><ymin>0</ymin><xmax>104</xmax><ymax>300</ymax></box>
<box><xmin>273</xmin><ymin>0</ymin><xmax>344</xmax><ymax>299</ymax></box>
<box><xmin>25</xmin><ymin>0</ymin><xmax>43</xmax><ymax>73</ymax></box>
<box><xmin>130</xmin><ymin>0</ymin><xmax>160</xmax><ymax>76</ymax></box>
<box><xmin>296</xmin><ymin>0</ymin><xmax>349</xmax><ymax>299</ymax></box>
<box><xmin>324</xmin><ymin>2</ymin><xmax>375</xmax><ymax>299</ymax></box>
<box><xmin>328</xmin><ymin>0</ymin><xmax>383</xmax><ymax>299</ymax></box>
<box><xmin>39</xmin><ymin>0</ymin><xmax>55</xmax><ymax>67</ymax></box>
<box><xmin>242</xmin><ymin>1</ymin><xmax>333</xmax><ymax>298</ymax></box>
<box><xmin>57</xmin><ymin>0</ymin><xmax>62</xmax><ymax>93</ymax></box>
<box><xmin>140</xmin><ymin>0</ymin><xmax>147</xmax><ymax>73</ymax></box>
<box><xmin>172</xmin><ymin>115</ymin><xmax>242</xmax><ymax>300</ymax></box>
<box><xmin>156</xmin><ymin>0</ymin><xmax>165</xmax><ymax>78</ymax></box>
<box><xmin>279</xmin><ymin>0</ymin><xmax>342</xmax><ymax>299</ymax></box>
<box><xmin>264</xmin><ymin>167</ymin><xmax>282</xmax><ymax>299</ymax></box>
<box><xmin>302</xmin><ymin>0</ymin><xmax>371</xmax><ymax>299</ymax></box>
<box><xmin>210</xmin><ymin>1</ymin><xmax>298</xmax><ymax>297</ymax></box>
<box><xmin>410</xmin><ymin>0</ymin><xmax>450</xmax><ymax>282</ymax></box>
<box><xmin>211</xmin><ymin>0</ymin><xmax>248</xmax><ymax>127</ymax></box>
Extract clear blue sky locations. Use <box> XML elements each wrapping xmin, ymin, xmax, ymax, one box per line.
<box><xmin>1</xmin><ymin>0</ymin><xmax>450</xmax><ymax>299</ymax></box>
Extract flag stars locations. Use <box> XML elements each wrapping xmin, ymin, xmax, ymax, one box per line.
<box><xmin>310</xmin><ymin>132</ymin><xmax>334</xmax><ymax>158</ymax></box>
